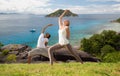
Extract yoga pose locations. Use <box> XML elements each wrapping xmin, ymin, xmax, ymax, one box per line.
<box><xmin>48</xmin><ymin>10</ymin><xmax>83</xmax><ymax>65</ymax></box>
<box><xmin>28</xmin><ymin>24</ymin><xmax>52</xmax><ymax>63</ymax></box>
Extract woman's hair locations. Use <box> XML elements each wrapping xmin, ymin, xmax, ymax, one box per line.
<box><xmin>64</xmin><ymin>20</ymin><xmax>70</xmax><ymax>26</ymax></box>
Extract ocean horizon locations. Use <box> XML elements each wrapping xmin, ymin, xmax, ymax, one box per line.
<box><xmin>0</xmin><ymin>14</ymin><xmax>120</xmax><ymax>48</ymax></box>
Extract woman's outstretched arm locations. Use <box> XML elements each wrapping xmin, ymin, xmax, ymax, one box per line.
<box><xmin>58</xmin><ymin>10</ymin><xmax>68</xmax><ymax>28</ymax></box>
<box><xmin>41</xmin><ymin>24</ymin><xmax>53</xmax><ymax>33</ymax></box>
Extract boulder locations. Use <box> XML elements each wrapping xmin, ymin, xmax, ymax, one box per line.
<box><xmin>0</xmin><ymin>44</ymin><xmax>32</xmax><ymax>63</ymax></box>
<box><xmin>1</xmin><ymin>44</ymin><xmax>32</xmax><ymax>52</ymax></box>
<box><xmin>0</xmin><ymin>44</ymin><xmax>100</xmax><ymax>63</ymax></box>
<box><xmin>31</xmin><ymin>46</ymin><xmax>100</xmax><ymax>62</ymax></box>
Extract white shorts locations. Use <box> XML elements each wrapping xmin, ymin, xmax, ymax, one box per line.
<box><xmin>28</xmin><ymin>48</ymin><xmax>48</xmax><ymax>57</ymax></box>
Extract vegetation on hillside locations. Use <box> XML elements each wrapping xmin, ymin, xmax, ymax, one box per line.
<box><xmin>116</xmin><ymin>18</ymin><xmax>120</xmax><ymax>23</ymax></box>
<box><xmin>80</xmin><ymin>30</ymin><xmax>120</xmax><ymax>62</ymax></box>
<box><xmin>0</xmin><ymin>62</ymin><xmax>119</xmax><ymax>76</ymax></box>
<box><xmin>111</xmin><ymin>18</ymin><xmax>120</xmax><ymax>23</ymax></box>
<box><xmin>46</xmin><ymin>9</ymin><xmax>78</xmax><ymax>17</ymax></box>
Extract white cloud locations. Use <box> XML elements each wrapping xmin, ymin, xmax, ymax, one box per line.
<box><xmin>0</xmin><ymin>0</ymin><xmax>120</xmax><ymax>14</ymax></box>
<box><xmin>64</xmin><ymin>4</ymin><xmax>120</xmax><ymax>14</ymax></box>
<box><xmin>87</xmin><ymin>0</ymin><xmax>120</xmax><ymax>2</ymax></box>
<box><xmin>0</xmin><ymin>0</ymin><xmax>52</xmax><ymax>14</ymax></box>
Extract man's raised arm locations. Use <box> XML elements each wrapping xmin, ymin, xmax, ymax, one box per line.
<box><xmin>41</xmin><ymin>24</ymin><xmax>53</xmax><ymax>33</ymax></box>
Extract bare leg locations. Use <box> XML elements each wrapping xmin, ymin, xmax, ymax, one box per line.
<box><xmin>28</xmin><ymin>56</ymin><xmax>31</xmax><ymax>64</ymax></box>
<box><xmin>65</xmin><ymin>44</ymin><xmax>83</xmax><ymax>64</ymax></box>
<box><xmin>48</xmin><ymin>43</ymin><xmax>63</xmax><ymax>65</ymax></box>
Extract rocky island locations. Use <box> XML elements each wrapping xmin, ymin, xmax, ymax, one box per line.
<box><xmin>46</xmin><ymin>9</ymin><xmax>78</xmax><ymax>17</ymax></box>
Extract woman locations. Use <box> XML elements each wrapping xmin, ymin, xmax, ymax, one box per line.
<box><xmin>48</xmin><ymin>10</ymin><xmax>83</xmax><ymax>65</ymax></box>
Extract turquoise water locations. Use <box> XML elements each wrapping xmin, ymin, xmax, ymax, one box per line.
<box><xmin>0</xmin><ymin>14</ymin><xmax>120</xmax><ymax>48</ymax></box>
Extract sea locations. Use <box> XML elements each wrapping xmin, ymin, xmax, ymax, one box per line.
<box><xmin>0</xmin><ymin>14</ymin><xmax>120</xmax><ymax>48</ymax></box>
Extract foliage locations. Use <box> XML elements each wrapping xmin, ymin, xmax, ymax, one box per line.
<box><xmin>46</xmin><ymin>9</ymin><xmax>78</xmax><ymax>17</ymax></box>
<box><xmin>6</xmin><ymin>54</ymin><xmax>16</xmax><ymax>62</ymax></box>
<box><xmin>103</xmin><ymin>52</ymin><xmax>120</xmax><ymax>62</ymax></box>
<box><xmin>0</xmin><ymin>62</ymin><xmax>119</xmax><ymax>76</ymax></box>
<box><xmin>80</xmin><ymin>30</ymin><xmax>120</xmax><ymax>61</ymax></box>
<box><xmin>116</xmin><ymin>18</ymin><xmax>120</xmax><ymax>23</ymax></box>
<box><xmin>0</xmin><ymin>42</ymin><xmax>4</xmax><ymax>48</ymax></box>
<box><xmin>101</xmin><ymin>45</ymin><xmax>116</xmax><ymax>57</ymax></box>
<box><xmin>2</xmin><ymin>49</ymin><xmax>9</xmax><ymax>56</ymax></box>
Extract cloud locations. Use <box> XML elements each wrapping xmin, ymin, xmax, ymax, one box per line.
<box><xmin>64</xmin><ymin>4</ymin><xmax>120</xmax><ymax>14</ymax></box>
<box><xmin>0</xmin><ymin>0</ymin><xmax>120</xmax><ymax>14</ymax></box>
<box><xmin>87</xmin><ymin>0</ymin><xmax>120</xmax><ymax>2</ymax></box>
<box><xmin>0</xmin><ymin>0</ymin><xmax>52</xmax><ymax>14</ymax></box>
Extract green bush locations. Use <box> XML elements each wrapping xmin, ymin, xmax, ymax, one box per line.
<box><xmin>101</xmin><ymin>45</ymin><xmax>116</xmax><ymax>57</ymax></box>
<box><xmin>116</xmin><ymin>18</ymin><xmax>120</xmax><ymax>23</ymax></box>
<box><xmin>2</xmin><ymin>50</ymin><xmax>9</xmax><ymax>56</ymax></box>
<box><xmin>6</xmin><ymin>54</ymin><xmax>16</xmax><ymax>63</ymax></box>
<box><xmin>103</xmin><ymin>52</ymin><xmax>120</xmax><ymax>62</ymax></box>
<box><xmin>80</xmin><ymin>30</ymin><xmax>120</xmax><ymax>62</ymax></box>
<box><xmin>0</xmin><ymin>42</ymin><xmax>4</xmax><ymax>48</ymax></box>
<box><xmin>81</xmin><ymin>38</ymin><xmax>92</xmax><ymax>53</ymax></box>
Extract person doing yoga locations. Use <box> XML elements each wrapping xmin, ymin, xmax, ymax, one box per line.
<box><xmin>28</xmin><ymin>24</ymin><xmax>52</xmax><ymax>63</ymax></box>
<box><xmin>48</xmin><ymin>10</ymin><xmax>83</xmax><ymax>65</ymax></box>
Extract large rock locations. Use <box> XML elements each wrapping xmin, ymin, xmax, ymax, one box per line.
<box><xmin>0</xmin><ymin>44</ymin><xmax>100</xmax><ymax>63</ymax></box>
<box><xmin>0</xmin><ymin>44</ymin><xmax>32</xmax><ymax>63</ymax></box>
<box><xmin>31</xmin><ymin>46</ymin><xmax>100</xmax><ymax>62</ymax></box>
<box><xmin>1</xmin><ymin>44</ymin><xmax>32</xmax><ymax>52</ymax></box>
<box><xmin>54</xmin><ymin>46</ymin><xmax>100</xmax><ymax>62</ymax></box>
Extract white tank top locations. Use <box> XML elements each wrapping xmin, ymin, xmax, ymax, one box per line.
<box><xmin>58</xmin><ymin>27</ymin><xmax>69</xmax><ymax>45</ymax></box>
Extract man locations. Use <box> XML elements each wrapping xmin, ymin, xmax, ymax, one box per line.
<box><xmin>28</xmin><ymin>24</ymin><xmax>53</xmax><ymax>63</ymax></box>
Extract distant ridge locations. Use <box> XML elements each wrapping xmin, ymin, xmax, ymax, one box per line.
<box><xmin>0</xmin><ymin>13</ymin><xmax>19</xmax><ymax>15</ymax></box>
<box><xmin>46</xmin><ymin>9</ymin><xmax>78</xmax><ymax>17</ymax></box>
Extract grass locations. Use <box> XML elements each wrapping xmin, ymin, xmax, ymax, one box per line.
<box><xmin>0</xmin><ymin>62</ymin><xmax>120</xmax><ymax>76</ymax></box>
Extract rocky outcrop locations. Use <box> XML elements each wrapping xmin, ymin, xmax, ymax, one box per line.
<box><xmin>1</xmin><ymin>44</ymin><xmax>31</xmax><ymax>52</ymax></box>
<box><xmin>0</xmin><ymin>44</ymin><xmax>100</xmax><ymax>63</ymax></box>
<box><xmin>0</xmin><ymin>44</ymin><xmax>32</xmax><ymax>63</ymax></box>
<box><xmin>54</xmin><ymin>48</ymin><xmax>100</xmax><ymax>62</ymax></box>
<box><xmin>30</xmin><ymin>46</ymin><xmax>100</xmax><ymax>62</ymax></box>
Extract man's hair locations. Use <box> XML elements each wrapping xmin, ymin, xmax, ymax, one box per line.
<box><xmin>45</xmin><ymin>33</ymin><xmax>51</xmax><ymax>39</ymax></box>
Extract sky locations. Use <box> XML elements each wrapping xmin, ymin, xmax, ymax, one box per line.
<box><xmin>0</xmin><ymin>0</ymin><xmax>120</xmax><ymax>14</ymax></box>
